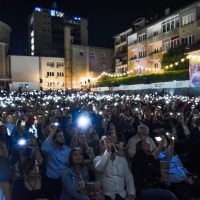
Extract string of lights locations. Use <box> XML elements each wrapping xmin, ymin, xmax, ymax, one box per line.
<box><xmin>95</xmin><ymin>54</ymin><xmax>193</xmax><ymax>80</ymax></box>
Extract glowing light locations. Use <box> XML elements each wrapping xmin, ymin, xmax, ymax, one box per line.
<box><xmin>175</xmin><ymin>62</ymin><xmax>178</xmax><ymax>65</ymax></box>
<box><xmin>170</xmin><ymin>64</ymin><xmax>173</xmax><ymax>67</ymax></box>
<box><xmin>181</xmin><ymin>59</ymin><xmax>185</xmax><ymax>62</ymax></box>
<box><xmin>18</xmin><ymin>139</ymin><xmax>26</xmax><ymax>146</ymax></box>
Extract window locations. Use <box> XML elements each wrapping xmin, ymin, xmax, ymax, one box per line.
<box><xmin>162</xmin><ymin>38</ymin><xmax>171</xmax><ymax>51</ymax></box>
<box><xmin>138</xmin><ymin>50</ymin><xmax>146</xmax><ymax>58</ymax></box>
<box><xmin>182</xmin><ymin>13</ymin><xmax>194</xmax><ymax>26</ymax></box>
<box><xmin>171</xmin><ymin>38</ymin><xmax>180</xmax><ymax>48</ymax></box>
<box><xmin>154</xmin><ymin>63</ymin><xmax>159</xmax><ymax>70</ymax></box>
<box><xmin>162</xmin><ymin>15</ymin><xmax>179</xmax><ymax>33</ymax></box>
<box><xmin>90</xmin><ymin>52</ymin><xmax>95</xmax><ymax>57</ymax></box>
<box><xmin>101</xmin><ymin>53</ymin><xmax>105</xmax><ymax>58</ymax></box>
<box><xmin>138</xmin><ymin>33</ymin><xmax>146</xmax><ymax>42</ymax></box>
<box><xmin>57</xmin><ymin>72</ymin><xmax>64</xmax><ymax>77</ymax></box>
<box><xmin>154</xmin><ymin>31</ymin><xmax>158</xmax><ymax>36</ymax></box>
<box><xmin>57</xmin><ymin>62</ymin><xmax>64</xmax><ymax>67</ymax></box>
<box><xmin>182</xmin><ymin>35</ymin><xmax>194</xmax><ymax>45</ymax></box>
<box><xmin>25</xmin><ymin>84</ymin><xmax>29</xmax><ymax>89</ymax></box>
<box><xmin>19</xmin><ymin>84</ymin><xmax>23</xmax><ymax>88</ymax></box>
<box><xmin>47</xmin><ymin>72</ymin><xmax>54</xmax><ymax>76</ymax></box>
<box><xmin>47</xmin><ymin>62</ymin><xmax>54</xmax><ymax>67</ymax></box>
<box><xmin>79</xmin><ymin>51</ymin><xmax>84</xmax><ymax>56</ymax></box>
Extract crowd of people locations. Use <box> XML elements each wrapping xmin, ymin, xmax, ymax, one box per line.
<box><xmin>0</xmin><ymin>89</ymin><xmax>200</xmax><ymax>200</ymax></box>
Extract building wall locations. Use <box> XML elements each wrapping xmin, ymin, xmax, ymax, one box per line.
<box><xmin>10</xmin><ymin>56</ymin><xmax>40</xmax><ymax>82</ymax></box>
<box><xmin>71</xmin><ymin>45</ymin><xmax>114</xmax><ymax>88</ymax></box>
<box><xmin>11</xmin><ymin>82</ymin><xmax>40</xmax><ymax>91</ymax></box>
<box><xmin>39</xmin><ymin>57</ymin><xmax>65</xmax><ymax>90</ymax></box>
<box><xmin>119</xmin><ymin>1</ymin><xmax>200</xmax><ymax>76</ymax></box>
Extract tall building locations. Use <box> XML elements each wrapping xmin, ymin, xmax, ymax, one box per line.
<box><xmin>0</xmin><ymin>21</ymin><xmax>12</xmax><ymax>89</ymax></box>
<box><xmin>28</xmin><ymin>5</ymin><xmax>88</xmax><ymax>57</ymax></box>
<box><xmin>114</xmin><ymin>1</ymin><xmax>200</xmax><ymax>75</ymax></box>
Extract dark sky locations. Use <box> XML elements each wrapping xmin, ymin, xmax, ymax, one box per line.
<box><xmin>0</xmin><ymin>0</ymin><xmax>196</xmax><ymax>54</ymax></box>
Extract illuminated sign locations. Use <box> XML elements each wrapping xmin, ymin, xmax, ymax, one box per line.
<box><xmin>74</xmin><ymin>17</ymin><xmax>81</xmax><ymax>20</ymax></box>
<box><xmin>51</xmin><ymin>10</ymin><xmax>56</xmax><ymax>16</ymax></box>
<box><xmin>35</xmin><ymin>7</ymin><xmax>42</xmax><ymax>12</ymax></box>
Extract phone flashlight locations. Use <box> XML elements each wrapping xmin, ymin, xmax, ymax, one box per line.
<box><xmin>155</xmin><ymin>137</ymin><xmax>162</xmax><ymax>142</ymax></box>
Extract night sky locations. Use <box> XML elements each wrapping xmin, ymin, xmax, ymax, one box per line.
<box><xmin>0</xmin><ymin>0</ymin><xmax>196</xmax><ymax>54</ymax></box>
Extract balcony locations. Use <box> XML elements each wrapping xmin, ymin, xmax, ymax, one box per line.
<box><xmin>147</xmin><ymin>52</ymin><xmax>163</xmax><ymax>62</ymax></box>
<box><xmin>129</xmin><ymin>43</ymin><xmax>137</xmax><ymax>51</ymax></box>
<box><xmin>147</xmin><ymin>28</ymin><xmax>179</xmax><ymax>45</ymax></box>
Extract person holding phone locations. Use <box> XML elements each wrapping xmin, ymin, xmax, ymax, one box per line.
<box><xmin>41</xmin><ymin>125</ymin><xmax>71</xmax><ymax>199</ymax></box>
<box><xmin>94</xmin><ymin>136</ymin><xmax>136</xmax><ymax>200</ymax></box>
<box><xmin>132</xmin><ymin>137</ymin><xmax>178</xmax><ymax>200</ymax></box>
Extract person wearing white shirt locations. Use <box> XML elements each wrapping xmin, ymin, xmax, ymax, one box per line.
<box><xmin>127</xmin><ymin>125</ymin><xmax>156</xmax><ymax>158</ymax></box>
<box><xmin>93</xmin><ymin>136</ymin><xmax>136</xmax><ymax>200</ymax></box>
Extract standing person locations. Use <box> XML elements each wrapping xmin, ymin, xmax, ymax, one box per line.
<box><xmin>93</xmin><ymin>136</ymin><xmax>136</xmax><ymax>200</ymax></box>
<box><xmin>60</xmin><ymin>148</ymin><xmax>90</xmax><ymax>200</ymax></box>
<box><xmin>41</xmin><ymin>126</ymin><xmax>71</xmax><ymax>199</ymax></box>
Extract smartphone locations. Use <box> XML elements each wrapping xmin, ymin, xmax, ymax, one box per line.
<box><xmin>155</xmin><ymin>136</ymin><xmax>162</xmax><ymax>142</ymax></box>
<box><xmin>53</xmin><ymin>122</ymin><xmax>59</xmax><ymax>126</ymax></box>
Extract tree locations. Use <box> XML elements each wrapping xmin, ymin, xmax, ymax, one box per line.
<box><xmin>160</xmin><ymin>45</ymin><xmax>189</xmax><ymax>71</ymax></box>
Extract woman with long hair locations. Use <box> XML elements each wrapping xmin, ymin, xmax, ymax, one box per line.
<box><xmin>13</xmin><ymin>156</ymin><xmax>53</xmax><ymax>200</ymax></box>
<box><xmin>60</xmin><ymin>148</ymin><xmax>89</xmax><ymax>200</ymax></box>
<box><xmin>76</xmin><ymin>133</ymin><xmax>95</xmax><ymax>181</ymax></box>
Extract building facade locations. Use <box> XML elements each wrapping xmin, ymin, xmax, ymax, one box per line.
<box><xmin>0</xmin><ymin>21</ymin><xmax>12</xmax><ymax>89</ymax></box>
<box><xmin>114</xmin><ymin>1</ymin><xmax>200</xmax><ymax>75</ymax></box>
<box><xmin>28</xmin><ymin>6</ymin><xmax>88</xmax><ymax>57</ymax></box>
<box><xmin>9</xmin><ymin>45</ymin><xmax>114</xmax><ymax>91</ymax></box>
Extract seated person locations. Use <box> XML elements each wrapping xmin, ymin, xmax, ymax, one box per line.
<box><xmin>9</xmin><ymin>138</ymin><xmax>43</xmax><ymax>181</ymax></box>
<box><xmin>127</xmin><ymin>125</ymin><xmax>156</xmax><ymax>159</ymax></box>
<box><xmin>168</xmin><ymin>154</ymin><xmax>200</xmax><ymax>200</ymax></box>
<box><xmin>93</xmin><ymin>136</ymin><xmax>136</xmax><ymax>200</ymax></box>
<box><xmin>76</xmin><ymin>133</ymin><xmax>95</xmax><ymax>181</ymax></box>
<box><xmin>105</xmin><ymin>131</ymin><xmax>126</xmax><ymax>158</ymax></box>
<box><xmin>88</xmin><ymin>132</ymin><xmax>100</xmax><ymax>156</ymax></box>
<box><xmin>60</xmin><ymin>148</ymin><xmax>89</xmax><ymax>200</ymax></box>
<box><xmin>13</xmin><ymin>156</ymin><xmax>53</xmax><ymax>200</ymax></box>
<box><xmin>132</xmin><ymin>138</ymin><xmax>178</xmax><ymax>200</ymax></box>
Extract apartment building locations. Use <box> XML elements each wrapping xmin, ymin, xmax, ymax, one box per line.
<box><xmin>114</xmin><ymin>1</ymin><xmax>200</xmax><ymax>75</ymax></box>
<box><xmin>28</xmin><ymin>5</ymin><xmax>88</xmax><ymax>57</ymax></box>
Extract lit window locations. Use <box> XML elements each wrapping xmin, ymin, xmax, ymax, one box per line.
<box><xmin>90</xmin><ymin>52</ymin><xmax>95</xmax><ymax>57</ymax></box>
<box><xmin>31</xmin><ymin>44</ymin><xmax>34</xmax><ymax>51</ymax></box>
<box><xmin>31</xmin><ymin>31</ymin><xmax>34</xmax><ymax>37</ymax></box>
<box><xmin>31</xmin><ymin>52</ymin><xmax>34</xmax><ymax>56</ymax></box>
<box><xmin>31</xmin><ymin>38</ymin><xmax>34</xmax><ymax>45</ymax></box>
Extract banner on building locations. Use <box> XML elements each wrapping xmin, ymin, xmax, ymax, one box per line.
<box><xmin>189</xmin><ymin>64</ymin><xmax>200</xmax><ymax>87</ymax></box>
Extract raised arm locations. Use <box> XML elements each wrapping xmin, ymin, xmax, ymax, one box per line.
<box><xmin>41</xmin><ymin>125</ymin><xmax>56</xmax><ymax>154</ymax></box>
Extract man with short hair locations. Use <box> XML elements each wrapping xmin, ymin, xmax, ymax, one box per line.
<box><xmin>41</xmin><ymin>126</ymin><xmax>71</xmax><ymax>199</ymax></box>
<box><xmin>127</xmin><ymin>125</ymin><xmax>156</xmax><ymax>158</ymax></box>
<box><xmin>93</xmin><ymin>137</ymin><xmax>136</xmax><ymax>200</ymax></box>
